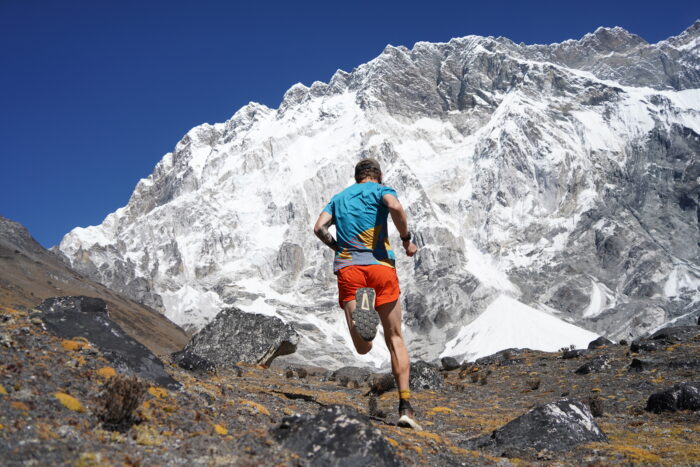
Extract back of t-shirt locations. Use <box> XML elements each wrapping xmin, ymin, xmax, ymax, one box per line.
<box><xmin>323</xmin><ymin>182</ymin><xmax>397</xmax><ymax>273</ymax></box>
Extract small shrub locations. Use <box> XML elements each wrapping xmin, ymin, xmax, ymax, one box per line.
<box><xmin>587</xmin><ymin>396</ymin><xmax>604</xmax><ymax>417</ymax></box>
<box><xmin>98</xmin><ymin>374</ymin><xmax>147</xmax><ymax>432</ymax></box>
<box><xmin>527</xmin><ymin>378</ymin><xmax>541</xmax><ymax>390</ymax></box>
<box><xmin>368</xmin><ymin>394</ymin><xmax>385</xmax><ymax>418</ymax></box>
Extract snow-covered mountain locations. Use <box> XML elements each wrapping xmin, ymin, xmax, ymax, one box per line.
<box><xmin>56</xmin><ymin>22</ymin><xmax>700</xmax><ymax>368</ymax></box>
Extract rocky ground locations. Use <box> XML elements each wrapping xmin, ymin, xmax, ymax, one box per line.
<box><xmin>1</xmin><ymin>300</ymin><xmax>700</xmax><ymax>466</ymax></box>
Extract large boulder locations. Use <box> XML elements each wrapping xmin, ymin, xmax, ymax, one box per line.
<box><xmin>463</xmin><ymin>399</ymin><xmax>608</xmax><ymax>457</ymax></box>
<box><xmin>632</xmin><ymin>326</ymin><xmax>700</xmax><ymax>352</ymax></box>
<box><xmin>441</xmin><ymin>356</ymin><xmax>461</xmax><ymax>371</ymax></box>
<box><xmin>38</xmin><ymin>296</ymin><xmax>180</xmax><ymax>389</ymax></box>
<box><xmin>174</xmin><ymin>307</ymin><xmax>299</xmax><ymax>368</ymax></box>
<box><xmin>649</xmin><ymin>326</ymin><xmax>700</xmax><ymax>342</ymax></box>
<box><xmin>271</xmin><ymin>405</ymin><xmax>400</xmax><ymax>466</ymax></box>
<box><xmin>646</xmin><ymin>382</ymin><xmax>700</xmax><ymax>413</ymax></box>
<box><xmin>588</xmin><ymin>336</ymin><xmax>613</xmax><ymax>349</ymax></box>
<box><xmin>629</xmin><ymin>357</ymin><xmax>700</xmax><ymax>373</ymax></box>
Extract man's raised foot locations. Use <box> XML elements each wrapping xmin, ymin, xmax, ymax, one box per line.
<box><xmin>353</xmin><ymin>288</ymin><xmax>379</xmax><ymax>341</ymax></box>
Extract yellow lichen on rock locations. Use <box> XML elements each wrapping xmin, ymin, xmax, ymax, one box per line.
<box><xmin>240</xmin><ymin>399</ymin><xmax>271</xmax><ymax>416</ymax></box>
<box><xmin>10</xmin><ymin>401</ymin><xmax>30</xmax><ymax>412</ymax></box>
<box><xmin>0</xmin><ymin>384</ymin><xmax>7</xmax><ymax>395</ymax></box>
<box><xmin>134</xmin><ymin>424</ymin><xmax>165</xmax><ymax>446</ymax></box>
<box><xmin>606</xmin><ymin>444</ymin><xmax>662</xmax><ymax>463</ymax></box>
<box><xmin>96</xmin><ymin>367</ymin><xmax>116</xmax><ymax>379</ymax></box>
<box><xmin>73</xmin><ymin>355</ymin><xmax>87</xmax><ymax>367</ymax></box>
<box><xmin>2</xmin><ymin>307</ymin><xmax>25</xmax><ymax>316</ymax></box>
<box><xmin>386</xmin><ymin>437</ymin><xmax>398</xmax><ymax>447</ymax></box>
<box><xmin>73</xmin><ymin>452</ymin><xmax>111</xmax><ymax>467</ymax></box>
<box><xmin>414</xmin><ymin>431</ymin><xmax>442</xmax><ymax>442</ymax></box>
<box><xmin>428</xmin><ymin>406</ymin><xmax>454</xmax><ymax>414</ymax></box>
<box><xmin>61</xmin><ymin>339</ymin><xmax>89</xmax><ymax>351</ymax></box>
<box><xmin>213</xmin><ymin>424</ymin><xmax>228</xmax><ymax>435</ymax></box>
<box><xmin>55</xmin><ymin>392</ymin><xmax>85</xmax><ymax>412</ymax></box>
<box><xmin>147</xmin><ymin>387</ymin><xmax>168</xmax><ymax>399</ymax></box>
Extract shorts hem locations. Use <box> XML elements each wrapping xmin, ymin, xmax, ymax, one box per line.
<box><xmin>375</xmin><ymin>293</ymin><xmax>400</xmax><ymax>308</ymax></box>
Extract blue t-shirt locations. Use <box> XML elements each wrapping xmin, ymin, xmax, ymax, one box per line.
<box><xmin>323</xmin><ymin>182</ymin><xmax>397</xmax><ymax>273</ymax></box>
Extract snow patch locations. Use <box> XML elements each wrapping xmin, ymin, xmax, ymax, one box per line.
<box><xmin>160</xmin><ymin>285</ymin><xmax>224</xmax><ymax>330</ymax></box>
<box><xmin>441</xmin><ymin>295</ymin><xmax>599</xmax><ymax>362</ymax></box>
<box><xmin>664</xmin><ymin>265</ymin><xmax>700</xmax><ymax>298</ymax></box>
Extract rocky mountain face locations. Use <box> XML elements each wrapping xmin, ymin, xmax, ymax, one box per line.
<box><xmin>56</xmin><ymin>22</ymin><xmax>700</xmax><ymax>368</ymax></box>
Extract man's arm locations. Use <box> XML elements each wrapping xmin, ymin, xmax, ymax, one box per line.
<box><xmin>382</xmin><ymin>194</ymin><xmax>418</xmax><ymax>257</ymax></box>
<box><xmin>313</xmin><ymin>211</ymin><xmax>338</xmax><ymax>251</ymax></box>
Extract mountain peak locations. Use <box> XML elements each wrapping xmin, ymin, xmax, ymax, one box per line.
<box><xmin>580</xmin><ymin>25</ymin><xmax>647</xmax><ymax>50</ymax></box>
<box><xmin>658</xmin><ymin>19</ymin><xmax>700</xmax><ymax>50</ymax></box>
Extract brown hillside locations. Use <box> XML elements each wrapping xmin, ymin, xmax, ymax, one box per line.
<box><xmin>0</xmin><ymin>216</ymin><xmax>187</xmax><ymax>356</ymax></box>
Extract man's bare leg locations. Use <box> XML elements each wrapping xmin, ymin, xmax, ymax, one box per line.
<box><xmin>343</xmin><ymin>300</ymin><xmax>372</xmax><ymax>355</ymax></box>
<box><xmin>376</xmin><ymin>299</ymin><xmax>409</xmax><ymax>391</ymax></box>
<box><xmin>377</xmin><ymin>299</ymin><xmax>421</xmax><ymax>428</ymax></box>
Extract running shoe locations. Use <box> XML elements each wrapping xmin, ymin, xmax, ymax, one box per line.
<box><xmin>353</xmin><ymin>287</ymin><xmax>379</xmax><ymax>341</ymax></box>
<box><xmin>397</xmin><ymin>398</ymin><xmax>422</xmax><ymax>430</ymax></box>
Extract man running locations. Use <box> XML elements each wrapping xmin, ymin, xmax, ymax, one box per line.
<box><xmin>313</xmin><ymin>158</ymin><xmax>421</xmax><ymax>429</ymax></box>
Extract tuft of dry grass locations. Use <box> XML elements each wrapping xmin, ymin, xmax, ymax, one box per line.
<box><xmin>98</xmin><ymin>374</ymin><xmax>147</xmax><ymax>432</ymax></box>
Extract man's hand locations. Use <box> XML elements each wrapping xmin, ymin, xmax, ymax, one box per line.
<box><xmin>313</xmin><ymin>211</ymin><xmax>338</xmax><ymax>251</ymax></box>
<box><xmin>403</xmin><ymin>240</ymin><xmax>417</xmax><ymax>257</ymax></box>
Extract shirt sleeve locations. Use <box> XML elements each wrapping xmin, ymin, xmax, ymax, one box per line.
<box><xmin>322</xmin><ymin>198</ymin><xmax>334</xmax><ymax>215</ymax></box>
<box><xmin>380</xmin><ymin>185</ymin><xmax>398</xmax><ymax>202</ymax></box>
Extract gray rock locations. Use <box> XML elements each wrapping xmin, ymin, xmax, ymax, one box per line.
<box><xmin>441</xmin><ymin>356</ymin><xmax>460</xmax><ymax>371</ymax></box>
<box><xmin>271</xmin><ymin>405</ymin><xmax>400</xmax><ymax>466</ymax></box>
<box><xmin>38</xmin><ymin>296</ymin><xmax>180</xmax><ymax>389</ymax></box>
<box><xmin>649</xmin><ymin>326</ymin><xmax>700</xmax><ymax>343</ymax></box>
<box><xmin>629</xmin><ymin>358</ymin><xmax>655</xmax><ymax>372</ymax></box>
<box><xmin>367</xmin><ymin>373</ymin><xmax>396</xmax><ymax>395</ymax></box>
<box><xmin>463</xmin><ymin>399</ymin><xmax>608</xmax><ymax>457</ymax></box>
<box><xmin>630</xmin><ymin>339</ymin><xmax>666</xmax><ymax>353</ymax></box>
<box><xmin>175</xmin><ymin>307</ymin><xmax>298</xmax><ymax>368</ymax></box>
<box><xmin>629</xmin><ymin>357</ymin><xmax>700</xmax><ymax>372</ymax></box>
<box><xmin>632</xmin><ymin>326</ymin><xmax>700</xmax><ymax>352</ymax></box>
<box><xmin>330</xmin><ymin>366</ymin><xmax>372</xmax><ymax>385</ymax></box>
<box><xmin>646</xmin><ymin>382</ymin><xmax>700</xmax><ymax>413</ymax></box>
<box><xmin>171</xmin><ymin>349</ymin><xmax>216</xmax><ymax>374</ymax></box>
<box><xmin>588</xmin><ymin>336</ymin><xmax>613</xmax><ymax>349</ymax></box>
<box><xmin>574</xmin><ymin>356</ymin><xmax>611</xmax><ymax>375</ymax></box>
<box><xmin>476</xmin><ymin>348</ymin><xmax>528</xmax><ymax>366</ymax></box>
<box><xmin>410</xmin><ymin>360</ymin><xmax>443</xmax><ymax>390</ymax></box>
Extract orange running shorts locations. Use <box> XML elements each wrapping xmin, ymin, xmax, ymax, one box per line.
<box><xmin>336</xmin><ymin>264</ymin><xmax>400</xmax><ymax>309</ymax></box>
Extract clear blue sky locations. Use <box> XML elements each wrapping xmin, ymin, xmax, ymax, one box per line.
<box><xmin>1</xmin><ymin>0</ymin><xmax>698</xmax><ymax>247</ymax></box>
